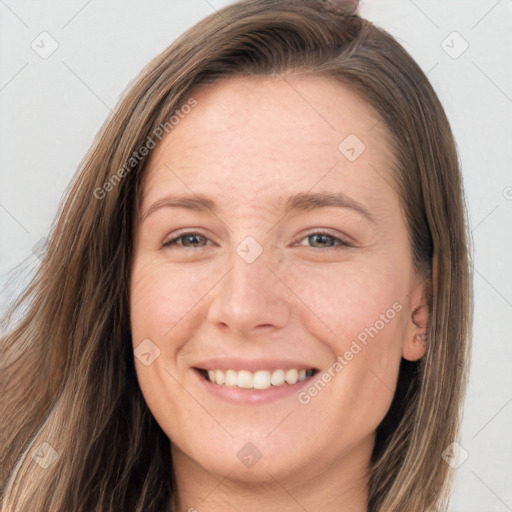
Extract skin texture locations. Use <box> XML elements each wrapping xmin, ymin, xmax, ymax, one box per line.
<box><xmin>130</xmin><ymin>75</ymin><xmax>428</xmax><ymax>512</ymax></box>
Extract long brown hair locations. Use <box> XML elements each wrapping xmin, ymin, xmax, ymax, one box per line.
<box><xmin>1</xmin><ymin>1</ymin><xmax>472</xmax><ymax>510</ymax></box>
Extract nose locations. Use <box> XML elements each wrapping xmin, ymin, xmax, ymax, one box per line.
<box><xmin>206</xmin><ymin>238</ymin><xmax>291</xmax><ymax>338</ymax></box>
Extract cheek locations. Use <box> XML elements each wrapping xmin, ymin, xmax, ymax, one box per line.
<box><xmin>285</xmin><ymin>258</ymin><xmax>407</xmax><ymax>351</ymax></box>
<box><xmin>129</xmin><ymin>258</ymin><xmax>218</xmax><ymax>432</ymax></box>
<box><xmin>287</xmin><ymin>259</ymin><xmax>406</xmax><ymax>415</ymax></box>
<box><xmin>130</xmin><ymin>257</ymin><xmax>217</xmax><ymax>343</ymax></box>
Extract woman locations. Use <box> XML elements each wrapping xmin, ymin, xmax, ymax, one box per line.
<box><xmin>1</xmin><ymin>0</ymin><xmax>472</xmax><ymax>510</ymax></box>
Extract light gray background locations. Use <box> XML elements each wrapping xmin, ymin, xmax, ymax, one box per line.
<box><xmin>1</xmin><ymin>1</ymin><xmax>511</xmax><ymax>510</ymax></box>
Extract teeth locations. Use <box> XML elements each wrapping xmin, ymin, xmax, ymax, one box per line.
<box><xmin>225</xmin><ymin>369</ymin><xmax>237</xmax><ymax>386</ymax></box>
<box><xmin>253</xmin><ymin>370</ymin><xmax>271</xmax><ymax>389</ymax></box>
<box><xmin>204</xmin><ymin>368</ymin><xmax>315</xmax><ymax>390</ymax></box>
<box><xmin>215</xmin><ymin>369</ymin><xmax>225</xmax><ymax>385</ymax></box>
<box><xmin>285</xmin><ymin>369</ymin><xmax>298</xmax><ymax>384</ymax></box>
<box><xmin>237</xmin><ymin>370</ymin><xmax>253</xmax><ymax>389</ymax></box>
<box><xmin>270</xmin><ymin>369</ymin><xmax>285</xmax><ymax>386</ymax></box>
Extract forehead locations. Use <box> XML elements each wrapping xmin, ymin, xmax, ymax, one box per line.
<box><xmin>141</xmin><ymin>74</ymin><xmax>397</xmax><ymax>214</ymax></box>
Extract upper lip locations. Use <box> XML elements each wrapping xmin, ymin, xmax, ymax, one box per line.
<box><xmin>193</xmin><ymin>357</ymin><xmax>318</xmax><ymax>372</ymax></box>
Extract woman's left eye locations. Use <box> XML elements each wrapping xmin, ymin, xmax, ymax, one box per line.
<box><xmin>297</xmin><ymin>232</ymin><xmax>351</xmax><ymax>249</ymax></box>
<box><xmin>162</xmin><ymin>231</ymin><xmax>350</xmax><ymax>250</ymax></box>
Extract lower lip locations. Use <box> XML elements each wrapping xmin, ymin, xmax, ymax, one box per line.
<box><xmin>193</xmin><ymin>369</ymin><xmax>315</xmax><ymax>405</ymax></box>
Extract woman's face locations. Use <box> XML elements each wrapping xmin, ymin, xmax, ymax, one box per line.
<box><xmin>130</xmin><ymin>75</ymin><xmax>427</xmax><ymax>487</ymax></box>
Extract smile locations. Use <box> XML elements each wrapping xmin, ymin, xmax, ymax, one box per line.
<box><xmin>199</xmin><ymin>368</ymin><xmax>317</xmax><ymax>390</ymax></box>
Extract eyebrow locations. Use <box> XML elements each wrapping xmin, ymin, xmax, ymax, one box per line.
<box><xmin>141</xmin><ymin>191</ymin><xmax>375</xmax><ymax>224</ymax></box>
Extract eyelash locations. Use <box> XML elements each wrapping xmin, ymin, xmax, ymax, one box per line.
<box><xmin>162</xmin><ymin>230</ymin><xmax>352</xmax><ymax>250</ymax></box>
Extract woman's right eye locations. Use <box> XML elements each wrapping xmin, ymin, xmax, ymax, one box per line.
<box><xmin>162</xmin><ymin>233</ymin><xmax>209</xmax><ymax>249</ymax></box>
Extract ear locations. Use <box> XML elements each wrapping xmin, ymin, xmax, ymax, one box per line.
<box><xmin>402</xmin><ymin>277</ymin><xmax>431</xmax><ymax>362</ymax></box>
